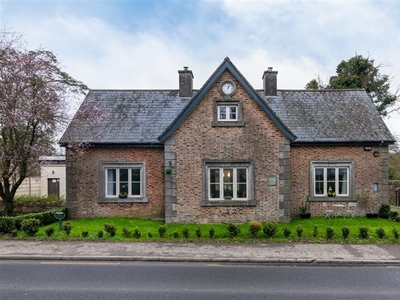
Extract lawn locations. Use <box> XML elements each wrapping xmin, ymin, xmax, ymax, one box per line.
<box><xmin>6</xmin><ymin>215</ymin><xmax>400</xmax><ymax>244</ymax></box>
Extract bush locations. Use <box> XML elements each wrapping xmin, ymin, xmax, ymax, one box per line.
<box><xmin>81</xmin><ymin>230</ymin><xmax>89</xmax><ymax>238</ymax></box>
<box><xmin>133</xmin><ymin>227</ymin><xmax>141</xmax><ymax>239</ymax></box>
<box><xmin>21</xmin><ymin>218</ymin><xmax>41</xmax><ymax>237</ymax></box>
<box><xmin>122</xmin><ymin>227</ymin><xmax>131</xmax><ymax>238</ymax></box>
<box><xmin>296</xmin><ymin>226</ymin><xmax>303</xmax><ymax>238</ymax></box>
<box><xmin>158</xmin><ymin>225</ymin><xmax>166</xmax><ymax>238</ymax></box>
<box><xmin>283</xmin><ymin>227</ymin><xmax>291</xmax><ymax>238</ymax></box>
<box><xmin>147</xmin><ymin>232</ymin><xmax>153</xmax><ymax>238</ymax></box>
<box><xmin>63</xmin><ymin>221</ymin><xmax>71</xmax><ymax>236</ymax></box>
<box><xmin>195</xmin><ymin>227</ymin><xmax>202</xmax><ymax>238</ymax></box>
<box><xmin>393</xmin><ymin>227</ymin><xmax>399</xmax><ymax>239</ymax></box>
<box><xmin>263</xmin><ymin>222</ymin><xmax>278</xmax><ymax>238</ymax></box>
<box><xmin>389</xmin><ymin>211</ymin><xmax>399</xmax><ymax>221</ymax></box>
<box><xmin>226</xmin><ymin>223</ymin><xmax>240</xmax><ymax>238</ymax></box>
<box><xmin>397</xmin><ymin>216</ymin><xmax>400</xmax><ymax>223</ymax></box>
<box><xmin>182</xmin><ymin>228</ymin><xmax>189</xmax><ymax>238</ymax></box>
<box><xmin>173</xmin><ymin>231</ymin><xmax>179</xmax><ymax>238</ymax></box>
<box><xmin>326</xmin><ymin>227</ymin><xmax>335</xmax><ymax>240</ymax></box>
<box><xmin>359</xmin><ymin>227</ymin><xmax>369</xmax><ymax>239</ymax></box>
<box><xmin>209</xmin><ymin>227</ymin><xmax>215</xmax><ymax>239</ymax></box>
<box><xmin>341</xmin><ymin>227</ymin><xmax>350</xmax><ymax>240</ymax></box>
<box><xmin>97</xmin><ymin>230</ymin><xmax>104</xmax><ymax>238</ymax></box>
<box><xmin>248</xmin><ymin>221</ymin><xmax>262</xmax><ymax>238</ymax></box>
<box><xmin>376</xmin><ymin>228</ymin><xmax>386</xmax><ymax>239</ymax></box>
<box><xmin>379</xmin><ymin>203</ymin><xmax>391</xmax><ymax>219</ymax></box>
<box><xmin>10</xmin><ymin>229</ymin><xmax>18</xmax><ymax>237</ymax></box>
<box><xmin>312</xmin><ymin>226</ymin><xmax>318</xmax><ymax>238</ymax></box>
<box><xmin>45</xmin><ymin>226</ymin><xmax>55</xmax><ymax>237</ymax></box>
<box><xmin>0</xmin><ymin>217</ymin><xmax>16</xmax><ymax>234</ymax></box>
<box><xmin>104</xmin><ymin>223</ymin><xmax>116</xmax><ymax>237</ymax></box>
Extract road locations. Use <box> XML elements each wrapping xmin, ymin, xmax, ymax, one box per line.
<box><xmin>1</xmin><ymin>260</ymin><xmax>400</xmax><ymax>299</ymax></box>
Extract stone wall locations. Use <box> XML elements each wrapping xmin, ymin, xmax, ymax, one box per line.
<box><xmin>166</xmin><ymin>70</ymin><xmax>290</xmax><ymax>223</ymax></box>
<box><xmin>389</xmin><ymin>180</ymin><xmax>400</xmax><ymax>206</ymax></box>
<box><xmin>66</xmin><ymin>147</ymin><xmax>165</xmax><ymax>219</ymax></box>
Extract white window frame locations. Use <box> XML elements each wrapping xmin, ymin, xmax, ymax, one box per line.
<box><xmin>208</xmin><ymin>167</ymin><xmax>248</xmax><ymax>201</ymax></box>
<box><xmin>310</xmin><ymin>161</ymin><xmax>354</xmax><ymax>201</ymax></box>
<box><xmin>218</xmin><ymin>105</ymin><xmax>238</xmax><ymax>121</ymax></box>
<box><xmin>100</xmin><ymin>162</ymin><xmax>147</xmax><ymax>202</ymax></box>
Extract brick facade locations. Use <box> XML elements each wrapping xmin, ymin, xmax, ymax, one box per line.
<box><xmin>290</xmin><ymin>145</ymin><xmax>390</xmax><ymax>217</ymax></box>
<box><xmin>66</xmin><ymin>147</ymin><xmax>165</xmax><ymax>219</ymax></box>
<box><xmin>165</xmin><ymin>71</ymin><xmax>290</xmax><ymax>223</ymax></box>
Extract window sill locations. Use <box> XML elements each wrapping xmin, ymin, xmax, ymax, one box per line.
<box><xmin>201</xmin><ymin>199</ymin><xmax>256</xmax><ymax>207</ymax></box>
<box><xmin>99</xmin><ymin>197</ymin><xmax>148</xmax><ymax>204</ymax></box>
<box><xmin>211</xmin><ymin>120</ymin><xmax>245</xmax><ymax>127</ymax></box>
<box><xmin>308</xmin><ymin>196</ymin><xmax>353</xmax><ymax>202</ymax></box>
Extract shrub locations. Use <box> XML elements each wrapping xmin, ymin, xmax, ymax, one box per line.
<box><xmin>326</xmin><ymin>227</ymin><xmax>335</xmax><ymax>239</ymax></box>
<box><xmin>0</xmin><ymin>217</ymin><xmax>16</xmax><ymax>234</ymax></box>
<box><xmin>158</xmin><ymin>225</ymin><xmax>166</xmax><ymax>238</ymax></box>
<box><xmin>63</xmin><ymin>221</ymin><xmax>72</xmax><ymax>236</ymax></box>
<box><xmin>209</xmin><ymin>227</ymin><xmax>215</xmax><ymax>239</ymax></box>
<box><xmin>312</xmin><ymin>226</ymin><xmax>318</xmax><ymax>238</ymax></box>
<box><xmin>376</xmin><ymin>228</ymin><xmax>386</xmax><ymax>239</ymax></box>
<box><xmin>393</xmin><ymin>227</ymin><xmax>399</xmax><ymax>239</ymax></box>
<box><xmin>122</xmin><ymin>227</ymin><xmax>132</xmax><ymax>238</ymax></box>
<box><xmin>248</xmin><ymin>221</ymin><xmax>262</xmax><ymax>238</ymax></box>
<box><xmin>263</xmin><ymin>222</ymin><xmax>278</xmax><ymax>238</ymax></box>
<box><xmin>21</xmin><ymin>218</ymin><xmax>41</xmax><ymax>237</ymax></box>
<box><xmin>195</xmin><ymin>227</ymin><xmax>202</xmax><ymax>238</ymax></box>
<box><xmin>81</xmin><ymin>230</ymin><xmax>89</xmax><ymax>238</ymax></box>
<box><xmin>173</xmin><ymin>231</ymin><xmax>179</xmax><ymax>238</ymax></box>
<box><xmin>379</xmin><ymin>203</ymin><xmax>391</xmax><ymax>219</ymax></box>
<box><xmin>147</xmin><ymin>232</ymin><xmax>153</xmax><ymax>238</ymax></box>
<box><xmin>10</xmin><ymin>229</ymin><xmax>18</xmax><ymax>237</ymax></box>
<box><xmin>133</xmin><ymin>227</ymin><xmax>141</xmax><ymax>239</ymax></box>
<box><xmin>359</xmin><ymin>227</ymin><xmax>369</xmax><ymax>239</ymax></box>
<box><xmin>104</xmin><ymin>223</ymin><xmax>116</xmax><ymax>237</ymax></box>
<box><xmin>226</xmin><ymin>223</ymin><xmax>240</xmax><ymax>238</ymax></box>
<box><xmin>341</xmin><ymin>227</ymin><xmax>350</xmax><ymax>240</ymax></box>
<box><xmin>296</xmin><ymin>226</ymin><xmax>303</xmax><ymax>238</ymax></box>
<box><xmin>182</xmin><ymin>228</ymin><xmax>189</xmax><ymax>238</ymax></box>
<box><xmin>283</xmin><ymin>227</ymin><xmax>291</xmax><ymax>238</ymax></box>
<box><xmin>97</xmin><ymin>230</ymin><xmax>104</xmax><ymax>238</ymax></box>
<box><xmin>389</xmin><ymin>211</ymin><xmax>399</xmax><ymax>221</ymax></box>
<box><xmin>45</xmin><ymin>226</ymin><xmax>55</xmax><ymax>237</ymax></box>
<box><xmin>397</xmin><ymin>216</ymin><xmax>400</xmax><ymax>223</ymax></box>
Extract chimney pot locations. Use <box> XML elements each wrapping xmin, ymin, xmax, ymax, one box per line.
<box><xmin>262</xmin><ymin>67</ymin><xmax>278</xmax><ymax>96</ymax></box>
<box><xmin>178</xmin><ymin>66</ymin><xmax>194</xmax><ymax>97</ymax></box>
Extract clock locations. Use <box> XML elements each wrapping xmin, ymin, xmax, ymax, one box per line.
<box><xmin>220</xmin><ymin>80</ymin><xmax>236</xmax><ymax>96</ymax></box>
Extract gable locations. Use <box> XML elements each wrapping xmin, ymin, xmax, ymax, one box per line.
<box><xmin>158</xmin><ymin>57</ymin><xmax>296</xmax><ymax>142</ymax></box>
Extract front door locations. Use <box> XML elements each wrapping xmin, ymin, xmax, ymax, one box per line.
<box><xmin>47</xmin><ymin>178</ymin><xmax>60</xmax><ymax>197</ymax></box>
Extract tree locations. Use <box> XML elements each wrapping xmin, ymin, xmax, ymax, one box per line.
<box><xmin>0</xmin><ymin>29</ymin><xmax>92</xmax><ymax>216</ymax></box>
<box><xmin>305</xmin><ymin>55</ymin><xmax>399</xmax><ymax>116</ymax></box>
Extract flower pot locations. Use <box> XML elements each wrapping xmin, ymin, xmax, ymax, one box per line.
<box><xmin>300</xmin><ymin>213</ymin><xmax>311</xmax><ymax>219</ymax></box>
<box><xmin>119</xmin><ymin>194</ymin><xmax>128</xmax><ymax>199</ymax></box>
<box><xmin>165</xmin><ymin>167</ymin><xmax>172</xmax><ymax>174</ymax></box>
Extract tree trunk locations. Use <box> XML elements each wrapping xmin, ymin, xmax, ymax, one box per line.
<box><xmin>3</xmin><ymin>195</ymin><xmax>14</xmax><ymax>216</ymax></box>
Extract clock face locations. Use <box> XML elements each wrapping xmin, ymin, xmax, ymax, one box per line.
<box><xmin>221</xmin><ymin>81</ymin><xmax>235</xmax><ymax>96</ymax></box>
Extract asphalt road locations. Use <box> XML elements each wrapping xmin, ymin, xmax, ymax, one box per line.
<box><xmin>1</xmin><ymin>261</ymin><xmax>400</xmax><ymax>300</ymax></box>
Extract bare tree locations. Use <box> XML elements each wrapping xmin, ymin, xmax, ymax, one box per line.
<box><xmin>0</xmin><ymin>29</ymin><xmax>95</xmax><ymax>215</ymax></box>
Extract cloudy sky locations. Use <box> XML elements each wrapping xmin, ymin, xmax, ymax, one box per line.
<box><xmin>1</xmin><ymin>0</ymin><xmax>400</xmax><ymax>138</ymax></box>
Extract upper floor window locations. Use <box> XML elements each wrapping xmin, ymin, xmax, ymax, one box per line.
<box><xmin>212</xmin><ymin>100</ymin><xmax>244</xmax><ymax>127</ymax></box>
<box><xmin>218</xmin><ymin>106</ymin><xmax>237</xmax><ymax>121</ymax></box>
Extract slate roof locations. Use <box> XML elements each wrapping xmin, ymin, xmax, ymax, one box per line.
<box><xmin>60</xmin><ymin>90</ymin><xmax>193</xmax><ymax>145</ymax></box>
<box><xmin>262</xmin><ymin>90</ymin><xmax>394</xmax><ymax>144</ymax></box>
<box><xmin>60</xmin><ymin>59</ymin><xmax>394</xmax><ymax>147</ymax></box>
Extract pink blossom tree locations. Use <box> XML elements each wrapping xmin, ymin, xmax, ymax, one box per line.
<box><xmin>0</xmin><ymin>29</ymin><xmax>95</xmax><ymax>216</ymax></box>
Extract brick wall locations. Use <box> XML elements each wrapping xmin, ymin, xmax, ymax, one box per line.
<box><xmin>290</xmin><ymin>145</ymin><xmax>390</xmax><ymax>217</ymax></box>
<box><xmin>166</xmin><ymin>71</ymin><xmax>290</xmax><ymax>223</ymax></box>
<box><xmin>66</xmin><ymin>147</ymin><xmax>165</xmax><ymax>219</ymax></box>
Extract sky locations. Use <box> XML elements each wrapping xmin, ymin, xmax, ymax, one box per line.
<box><xmin>1</xmin><ymin>0</ymin><xmax>400</xmax><ymax>139</ymax></box>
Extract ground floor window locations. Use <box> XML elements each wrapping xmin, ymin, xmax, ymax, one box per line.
<box><xmin>310</xmin><ymin>161</ymin><xmax>354</xmax><ymax>200</ymax></box>
<box><xmin>202</xmin><ymin>161</ymin><xmax>255</xmax><ymax>206</ymax></box>
<box><xmin>101</xmin><ymin>162</ymin><xmax>146</xmax><ymax>202</ymax></box>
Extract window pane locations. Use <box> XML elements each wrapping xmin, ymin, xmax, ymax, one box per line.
<box><xmin>327</xmin><ymin>168</ymin><xmax>335</xmax><ymax>193</ymax></box>
<box><xmin>119</xmin><ymin>169</ymin><xmax>128</xmax><ymax>194</ymax></box>
<box><xmin>107</xmin><ymin>169</ymin><xmax>116</xmax><ymax>196</ymax></box>
<box><xmin>131</xmin><ymin>169</ymin><xmax>140</xmax><ymax>182</ymax></box>
<box><xmin>210</xmin><ymin>183</ymin><xmax>220</xmax><ymax>199</ymax></box>
<box><xmin>237</xmin><ymin>168</ymin><xmax>247</xmax><ymax>183</ymax></box>
<box><xmin>219</xmin><ymin>107</ymin><xmax>226</xmax><ymax>120</ymax></box>
<box><xmin>314</xmin><ymin>168</ymin><xmax>324</xmax><ymax>195</ymax></box>
<box><xmin>315</xmin><ymin>168</ymin><xmax>324</xmax><ymax>181</ymax></box>
<box><xmin>338</xmin><ymin>168</ymin><xmax>348</xmax><ymax>195</ymax></box>
<box><xmin>237</xmin><ymin>184</ymin><xmax>247</xmax><ymax>198</ymax></box>
<box><xmin>315</xmin><ymin>182</ymin><xmax>324</xmax><ymax>195</ymax></box>
<box><xmin>223</xmin><ymin>169</ymin><xmax>233</xmax><ymax>183</ymax></box>
<box><xmin>132</xmin><ymin>183</ymin><xmax>140</xmax><ymax>195</ymax></box>
<box><xmin>229</xmin><ymin>107</ymin><xmax>237</xmax><ymax>120</ymax></box>
<box><xmin>210</xmin><ymin>169</ymin><xmax>220</xmax><ymax>183</ymax></box>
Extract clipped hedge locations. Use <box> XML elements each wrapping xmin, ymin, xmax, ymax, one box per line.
<box><xmin>0</xmin><ymin>208</ymin><xmax>68</xmax><ymax>234</ymax></box>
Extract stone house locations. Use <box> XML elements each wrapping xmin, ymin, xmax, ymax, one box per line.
<box><xmin>60</xmin><ymin>57</ymin><xmax>394</xmax><ymax>223</ymax></box>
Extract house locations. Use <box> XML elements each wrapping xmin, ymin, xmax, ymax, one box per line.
<box><xmin>60</xmin><ymin>57</ymin><xmax>394</xmax><ymax>223</ymax></box>
<box><xmin>14</xmin><ymin>156</ymin><xmax>66</xmax><ymax>198</ymax></box>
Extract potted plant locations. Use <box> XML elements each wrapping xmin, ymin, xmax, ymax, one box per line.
<box><xmin>119</xmin><ymin>192</ymin><xmax>128</xmax><ymax>199</ymax></box>
<box><xmin>165</xmin><ymin>166</ymin><xmax>172</xmax><ymax>174</ymax></box>
<box><xmin>328</xmin><ymin>186</ymin><xmax>336</xmax><ymax>197</ymax></box>
<box><xmin>357</xmin><ymin>189</ymin><xmax>378</xmax><ymax>218</ymax></box>
<box><xmin>299</xmin><ymin>202</ymin><xmax>311</xmax><ymax>219</ymax></box>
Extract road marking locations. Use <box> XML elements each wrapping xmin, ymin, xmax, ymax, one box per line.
<box><xmin>40</xmin><ymin>261</ymin><xmax>121</xmax><ymax>266</ymax></box>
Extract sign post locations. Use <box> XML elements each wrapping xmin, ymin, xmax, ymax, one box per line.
<box><xmin>54</xmin><ymin>211</ymin><xmax>65</xmax><ymax>230</ymax></box>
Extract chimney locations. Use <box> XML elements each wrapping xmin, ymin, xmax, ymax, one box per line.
<box><xmin>262</xmin><ymin>67</ymin><xmax>278</xmax><ymax>96</ymax></box>
<box><xmin>178</xmin><ymin>66</ymin><xmax>194</xmax><ymax>97</ymax></box>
